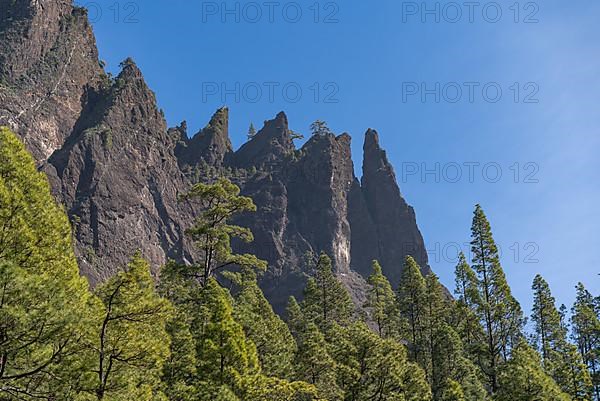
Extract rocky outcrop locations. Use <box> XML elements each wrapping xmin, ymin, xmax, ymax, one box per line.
<box><xmin>354</xmin><ymin>129</ymin><xmax>431</xmax><ymax>286</ymax></box>
<box><xmin>176</xmin><ymin>107</ymin><xmax>232</xmax><ymax>170</ymax></box>
<box><xmin>0</xmin><ymin>0</ymin><xmax>432</xmax><ymax>312</ymax></box>
<box><xmin>0</xmin><ymin>0</ymin><xmax>104</xmax><ymax>161</ymax></box>
<box><xmin>47</xmin><ymin>60</ymin><xmax>192</xmax><ymax>283</ymax></box>
<box><xmin>233</xmin><ymin>111</ymin><xmax>294</xmax><ymax>169</ymax></box>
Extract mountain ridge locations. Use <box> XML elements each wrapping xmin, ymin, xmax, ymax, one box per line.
<box><xmin>0</xmin><ymin>0</ymin><xmax>431</xmax><ymax>312</ymax></box>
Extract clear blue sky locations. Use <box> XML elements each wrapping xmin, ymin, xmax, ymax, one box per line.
<box><xmin>76</xmin><ymin>0</ymin><xmax>600</xmax><ymax>314</ymax></box>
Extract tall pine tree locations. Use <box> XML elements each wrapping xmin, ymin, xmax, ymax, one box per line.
<box><xmin>293</xmin><ymin>322</ymin><xmax>341</xmax><ymax>400</ymax></box>
<box><xmin>452</xmin><ymin>253</ymin><xmax>484</xmax><ymax>362</ymax></box>
<box><xmin>228</xmin><ymin>268</ymin><xmax>296</xmax><ymax>379</ymax></box>
<box><xmin>0</xmin><ymin>128</ymin><xmax>92</xmax><ymax>399</ymax></box>
<box><xmin>397</xmin><ymin>256</ymin><xmax>427</xmax><ymax>366</ymax></box>
<box><xmin>87</xmin><ymin>254</ymin><xmax>173</xmax><ymax>401</ymax></box>
<box><xmin>365</xmin><ymin>260</ymin><xmax>398</xmax><ymax>338</ymax></box>
<box><xmin>301</xmin><ymin>252</ymin><xmax>354</xmax><ymax>331</ymax></box>
<box><xmin>181</xmin><ymin>178</ymin><xmax>267</xmax><ymax>286</ymax></box>
<box><xmin>469</xmin><ymin>204</ymin><xmax>524</xmax><ymax>392</ymax></box>
<box><xmin>495</xmin><ymin>342</ymin><xmax>571</xmax><ymax>401</ymax></box>
<box><xmin>194</xmin><ymin>278</ymin><xmax>261</xmax><ymax>398</ymax></box>
<box><xmin>571</xmin><ymin>282</ymin><xmax>600</xmax><ymax>400</ymax></box>
<box><xmin>531</xmin><ymin>275</ymin><xmax>593</xmax><ymax>400</ymax></box>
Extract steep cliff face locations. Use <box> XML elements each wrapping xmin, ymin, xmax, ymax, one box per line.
<box><xmin>355</xmin><ymin>130</ymin><xmax>431</xmax><ymax>286</ymax></box>
<box><xmin>0</xmin><ymin>0</ymin><xmax>104</xmax><ymax>161</ymax></box>
<box><xmin>47</xmin><ymin>60</ymin><xmax>193</xmax><ymax>283</ymax></box>
<box><xmin>0</xmin><ymin>0</ymin><xmax>432</xmax><ymax>312</ymax></box>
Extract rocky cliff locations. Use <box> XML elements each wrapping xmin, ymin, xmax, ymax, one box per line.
<box><xmin>0</xmin><ymin>0</ymin><xmax>431</xmax><ymax>312</ymax></box>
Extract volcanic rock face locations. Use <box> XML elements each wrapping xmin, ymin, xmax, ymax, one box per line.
<box><xmin>0</xmin><ymin>0</ymin><xmax>104</xmax><ymax>161</ymax></box>
<box><xmin>0</xmin><ymin>0</ymin><xmax>431</xmax><ymax>312</ymax></box>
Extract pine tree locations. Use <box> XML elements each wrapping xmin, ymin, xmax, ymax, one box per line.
<box><xmin>289</xmin><ymin>129</ymin><xmax>305</xmax><ymax>141</ymax></box>
<box><xmin>454</xmin><ymin>252</ymin><xmax>479</xmax><ymax>308</ymax></box>
<box><xmin>310</xmin><ymin>120</ymin><xmax>333</xmax><ymax>136</ymax></box>
<box><xmin>469</xmin><ymin>204</ymin><xmax>524</xmax><ymax>392</ymax></box>
<box><xmin>294</xmin><ymin>322</ymin><xmax>342</xmax><ymax>400</ymax></box>
<box><xmin>571</xmin><ymin>282</ymin><xmax>600</xmax><ymax>400</ymax></box>
<box><xmin>244</xmin><ymin>376</ymin><xmax>319</xmax><ymax>400</ymax></box>
<box><xmin>286</xmin><ymin>296</ymin><xmax>305</xmax><ymax>340</ymax></box>
<box><xmin>441</xmin><ymin>380</ymin><xmax>465</xmax><ymax>401</ymax></box>
<box><xmin>162</xmin><ymin>308</ymin><xmax>198</xmax><ymax>401</ymax></box>
<box><xmin>194</xmin><ymin>278</ymin><xmax>261</xmax><ymax>397</ymax></box>
<box><xmin>334</xmin><ymin>322</ymin><xmax>432</xmax><ymax>401</ymax></box>
<box><xmin>555</xmin><ymin>343</ymin><xmax>594</xmax><ymax>401</ymax></box>
<box><xmin>247</xmin><ymin>123</ymin><xmax>257</xmax><ymax>140</ymax></box>
<box><xmin>495</xmin><ymin>342</ymin><xmax>571</xmax><ymax>401</ymax></box>
<box><xmin>229</xmin><ymin>268</ymin><xmax>296</xmax><ymax>379</ymax></box>
<box><xmin>397</xmin><ymin>256</ymin><xmax>427</xmax><ymax>365</ymax></box>
<box><xmin>88</xmin><ymin>254</ymin><xmax>173</xmax><ymax>401</ymax></box>
<box><xmin>422</xmin><ymin>272</ymin><xmax>487</xmax><ymax>401</ymax></box>
<box><xmin>0</xmin><ymin>128</ymin><xmax>92</xmax><ymax>399</ymax></box>
<box><xmin>365</xmin><ymin>260</ymin><xmax>398</xmax><ymax>338</ymax></box>
<box><xmin>452</xmin><ymin>253</ymin><xmax>484</xmax><ymax>361</ymax></box>
<box><xmin>301</xmin><ymin>252</ymin><xmax>354</xmax><ymax>331</ymax></box>
<box><xmin>181</xmin><ymin>178</ymin><xmax>267</xmax><ymax>286</ymax></box>
<box><xmin>532</xmin><ymin>274</ymin><xmax>563</xmax><ymax>361</ymax></box>
<box><xmin>531</xmin><ymin>274</ymin><xmax>593</xmax><ymax>400</ymax></box>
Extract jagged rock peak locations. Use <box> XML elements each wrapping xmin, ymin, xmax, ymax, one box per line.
<box><xmin>359</xmin><ymin>128</ymin><xmax>430</xmax><ymax>285</ymax></box>
<box><xmin>232</xmin><ymin>111</ymin><xmax>293</xmax><ymax>169</ymax></box>
<box><xmin>0</xmin><ymin>0</ymin><xmax>104</xmax><ymax>162</ymax></box>
<box><xmin>205</xmin><ymin>106</ymin><xmax>229</xmax><ymax>133</ymax></box>
<box><xmin>112</xmin><ymin>58</ymin><xmax>155</xmax><ymax>97</ymax></box>
<box><xmin>176</xmin><ymin>107</ymin><xmax>232</xmax><ymax>168</ymax></box>
<box><xmin>118</xmin><ymin>57</ymin><xmax>143</xmax><ymax>78</ymax></box>
<box><xmin>273</xmin><ymin>110</ymin><xmax>288</xmax><ymax>125</ymax></box>
<box><xmin>260</xmin><ymin>111</ymin><xmax>290</xmax><ymax>139</ymax></box>
<box><xmin>363</xmin><ymin>128</ymin><xmax>391</xmax><ymax>172</ymax></box>
<box><xmin>364</xmin><ymin>128</ymin><xmax>380</xmax><ymax>149</ymax></box>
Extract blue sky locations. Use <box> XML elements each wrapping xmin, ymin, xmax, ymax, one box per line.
<box><xmin>76</xmin><ymin>0</ymin><xmax>600</xmax><ymax>314</ymax></box>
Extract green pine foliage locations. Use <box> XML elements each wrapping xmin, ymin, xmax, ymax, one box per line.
<box><xmin>469</xmin><ymin>204</ymin><xmax>524</xmax><ymax>392</ymax></box>
<box><xmin>532</xmin><ymin>274</ymin><xmax>564</xmax><ymax>361</ymax></box>
<box><xmin>0</xmin><ymin>128</ymin><xmax>92</xmax><ymax>399</ymax></box>
<box><xmin>294</xmin><ymin>322</ymin><xmax>341</xmax><ymax>400</ymax></box>
<box><xmin>556</xmin><ymin>343</ymin><xmax>594</xmax><ymax>401</ymax></box>
<box><xmin>161</xmin><ymin>308</ymin><xmax>198</xmax><ymax>401</ymax></box>
<box><xmin>571</xmin><ymin>283</ymin><xmax>600</xmax><ymax>400</ymax></box>
<box><xmin>301</xmin><ymin>252</ymin><xmax>354</xmax><ymax>331</ymax></box>
<box><xmin>451</xmin><ymin>253</ymin><xmax>485</xmax><ymax>363</ymax></box>
<box><xmin>86</xmin><ymin>254</ymin><xmax>173</xmax><ymax>401</ymax></box>
<box><xmin>532</xmin><ymin>275</ymin><xmax>593</xmax><ymax>400</ymax></box>
<box><xmin>397</xmin><ymin>256</ymin><xmax>487</xmax><ymax>401</ymax></box>
<box><xmin>495</xmin><ymin>342</ymin><xmax>571</xmax><ymax>401</ymax></box>
<box><xmin>441</xmin><ymin>380</ymin><xmax>465</xmax><ymax>401</ymax></box>
<box><xmin>228</xmin><ymin>268</ymin><xmax>296</xmax><ymax>379</ymax></box>
<box><xmin>397</xmin><ymin>256</ymin><xmax>427</xmax><ymax>365</ymax></box>
<box><xmin>181</xmin><ymin>177</ymin><xmax>267</xmax><ymax>286</ymax></box>
<box><xmin>247</xmin><ymin>123</ymin><xmax>257</xmax><ymax>140</ymax></box>
<box><xmin>335</xmin><ymin>322</ymin><xmax>432</xmax><ymax>401</ymax></box>
<box><xmin>365</xmin><ymin>260</ymin><xmax>399</xmax><ymax>338</ymax></box>
<box><xmin>194</xmin><ymin>278</ymin><xmax>261</xmax><ymax>398</ymax></box>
